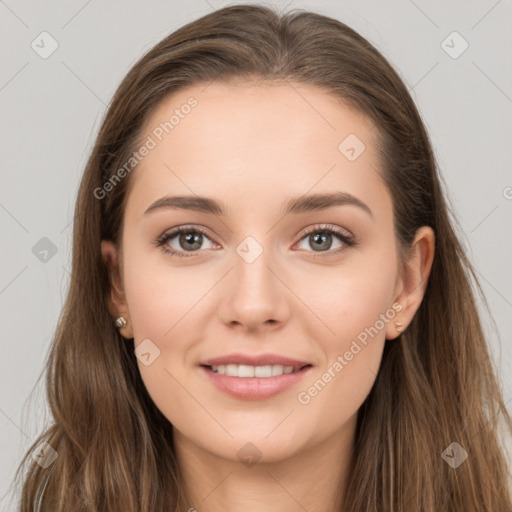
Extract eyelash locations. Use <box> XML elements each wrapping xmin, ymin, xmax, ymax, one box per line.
<box><xmin>153</xmin><ymin>224</ymin><xmax>357</xmax><ymax>259</ymax></box>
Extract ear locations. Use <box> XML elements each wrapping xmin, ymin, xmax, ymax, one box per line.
<box><xmin>386</xmin><ymin>226</ymin><xmax>435</xmax><ymax>340</ymax></box>
<box><xmin>101</xmin><ymin>240</ymin><xmax>134</xmax><ymax>339</ymax></box>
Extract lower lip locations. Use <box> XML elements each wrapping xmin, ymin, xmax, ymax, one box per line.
<box><xmin>200</xmin><ymin>365</ymin><xmax>312</xmax><ymax>400</ymax></box>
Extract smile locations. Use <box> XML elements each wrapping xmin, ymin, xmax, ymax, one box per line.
<box><xmin>200</xmin><ymin>364</ymin><xmax>313</xmax><ymax>400</ymax></box>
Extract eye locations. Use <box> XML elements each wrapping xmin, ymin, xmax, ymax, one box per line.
<box><xmin>153</xmin><ymin>224</ymin><xmax>357</xmax><ymax>259</ymax></box>
<box><xmin>154</xmin><ymin>226</ymin><xmax>217</xmax><ymax>258</ymax></box>
<box><xmin>295</xmin><ymin>224</ymin><xmax>356</xmax><ymax>258</ymax></box>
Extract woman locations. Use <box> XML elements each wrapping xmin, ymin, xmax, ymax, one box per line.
<box><xmin>14</xmin><ymin>4</ymin><xmax>511</xmax><ymax>511</ymax></box>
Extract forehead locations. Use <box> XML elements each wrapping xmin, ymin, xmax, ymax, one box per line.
<box><xmin>125</xmin><ymin>81</ymin><xmax>389</xmax><ymax>221</ymax></box>
<box><xmin>140</xmin><ymin>80</ymin><xmax>376</xmax><ymax>158</ymax></box>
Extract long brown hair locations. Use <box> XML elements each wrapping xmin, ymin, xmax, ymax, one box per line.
<box><xmin>12</xmin><ymin>4</ymin><xmax>511</xmax><ymax>511</ymax></box>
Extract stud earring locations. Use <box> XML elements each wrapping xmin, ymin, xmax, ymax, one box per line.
<box><xmin>395</xmin><ymin>321</ymin><xmax>403</xmax><ymax>333</ymax></box>
<box><xmin>115</xmin><ymin>316</ymin><xmax>127</xmax><ymax>329</ymax></box>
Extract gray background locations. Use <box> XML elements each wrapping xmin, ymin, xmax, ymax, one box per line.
<box><xmin>1</xmin><ymin>0</ymin><xmax>511</xmax><ymax>508</ymax></box>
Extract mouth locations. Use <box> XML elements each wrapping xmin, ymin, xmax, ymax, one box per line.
<box><xmin>203</xmin><ymin>363</ymin><xmax>311</xmax><ymax>378</ymax></box>
<box><xmin>199</xmin><ymin>357</ymin><xmax>313</xmax><ymax>400</ymax></box>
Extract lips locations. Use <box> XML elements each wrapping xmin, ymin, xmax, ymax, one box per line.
<box><xmin>199</xmin><ymin>353</ymin><xmax>313</xmax><ymax>400</ymax></box>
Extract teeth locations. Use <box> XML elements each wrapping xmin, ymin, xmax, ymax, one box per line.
<box><xmin>210</xmin><ymin>364</ymin><xmax>299</xmax><ymax>377</ymax></box>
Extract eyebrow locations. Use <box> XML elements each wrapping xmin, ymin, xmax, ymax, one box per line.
<box><xmin>143</xmin><ymin>191</ymin><xmax>373</xmax><ymax>218</ymax></box>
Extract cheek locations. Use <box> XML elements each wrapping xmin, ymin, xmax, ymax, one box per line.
<box><xmin>123</xmin><ymin>250</ymin><xmax>209</xmax><ymax>339</ymax></box>
<box><xmin>300</xmin><ymin>259</ymin><xmax>396</xmax><ymax>347</ymax></box>
<box><xmin>294</xmin><ymin>276</ymin><xmax>392</xmax><ymax>431</ymax></box>
<box><xmin>296</xmin><ymin>252</ymin><xmax>396</xmax><ymax>406</ymax></box>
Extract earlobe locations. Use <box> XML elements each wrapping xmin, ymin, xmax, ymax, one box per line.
<box><xmin>386</xmin><ymin>226</ymin><xmax>435</xmax><ymax>340</ymax></box>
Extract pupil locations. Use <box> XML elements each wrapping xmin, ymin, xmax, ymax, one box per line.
<box><xmin>312</xmin><ymin>233</ymin><xmax>331</xmax><ymax>251</ymax></box>
<box><xmin>181</xmin><ymin>232</ymin><xmax>201</xmax><ymax>251</ymax></box>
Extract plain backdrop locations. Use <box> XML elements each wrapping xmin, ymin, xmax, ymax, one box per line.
<box><xmin>1</xmin><ymin>0</ymin><xmax>511</xmax><ymax>509</ymax></box>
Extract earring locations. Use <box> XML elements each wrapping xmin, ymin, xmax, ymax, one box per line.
<box><xmin>115</xmin><ymin>316</ymin><xmax>127</xmax><ymax>329</ymax></box>
<box><xmin>395</xmin><ymin>321</ymin><xmax>403</xmax><ymax>333</ymax></box>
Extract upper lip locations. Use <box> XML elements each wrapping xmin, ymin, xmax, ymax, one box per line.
<box><xmin>200</xmin><ymin>353</ymin><xmax>312</xmax><ymax>369</ymax></box>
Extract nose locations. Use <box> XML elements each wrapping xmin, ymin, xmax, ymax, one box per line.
<box><xmin>217</xmin><ymin>239</ymin><xmax>290</xmax><ymax>332</ymax></box>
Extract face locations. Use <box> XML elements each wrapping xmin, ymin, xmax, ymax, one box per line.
<box><xmin>103</xmin><ymin>81</ymin><xmax>410</xmax><ymax>464</ymax></box>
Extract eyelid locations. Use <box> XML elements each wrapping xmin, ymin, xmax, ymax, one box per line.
<box><xmin>299</xmin><ymin>223</ymin><xmax>353</xmax><ymax>241</ymax></box>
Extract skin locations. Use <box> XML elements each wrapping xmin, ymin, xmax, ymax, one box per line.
<box><xmin>102</xmin><ymin>81</ymin><xmax>435</xmax><ymax>512</ymax></box>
